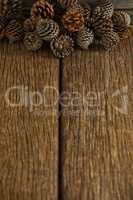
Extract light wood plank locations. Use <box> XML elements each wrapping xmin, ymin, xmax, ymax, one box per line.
<box><xmin>0</xmin><ymin>42</ymin><xmax>59</xmax><ymax>200</ymax></box>
<box><xmin>61</xmin><ymin>28</ymin><xmax>133</xmax><ymax>200</ymax></box>
<box><xmin>113</xmin><ymin>0</ymin><xmax>133</xmax><ymax>9</ymax></box>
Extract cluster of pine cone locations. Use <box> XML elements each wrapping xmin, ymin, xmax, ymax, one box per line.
<box><xmin>0</xmin><ymin>0</ymin><xmax>131</xmax><ymax>57</ymax></box>
<box><xmin>0</xmin><ymin>0</ymin><xmax>24</xmax><ymax>43</ymax></box>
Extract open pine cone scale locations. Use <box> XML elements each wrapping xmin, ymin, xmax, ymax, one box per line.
<box><xmin>31</xmin><ymin>0</ymin><xmax>55</xmax><ymax>20</ymax></box>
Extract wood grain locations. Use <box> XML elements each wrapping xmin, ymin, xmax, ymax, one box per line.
<box><xmin>60</xmin><ymin>29</ymin><xmax>133</xmax><ymax>200</ymax></box>
<box><xmin>113</xmin><ymin>0</ymin><xmax>133</xmax><ymax>9</ymax></box>
<box><xmin>0</xmin><ymin>42</ymin><xmax>59</xmax><ymax>200</ymax></box>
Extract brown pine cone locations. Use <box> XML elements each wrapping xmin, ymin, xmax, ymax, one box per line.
<box><xmin>76</xmin><ymin>28</ymin><xmax>94</xmax><ymax>50</ymax></box>
<box><xmin>31</xmin><ymin>0</ymin><xmax>54</xmax><ymax>20</ymax></box>
<box><xmin>24</xmin><ymin>18</ymin><xmax>36</xmax><ymax>32</ymax></box>
<box><xmin>91</xmin><ymin>6</ymin><xmax>102</xmax><ymax>21</ymax></box>
<box><xmin>62</xmin><ymin>9</ymin><xmax>85</xmax><ymax>33</ymax></box>
<box><xmin>88</xmin><ymin>6</ymin><xmax>113</xmax><ymax>38</ymax></box>
<box><xmin>36</xmin><ymin>18</ymin><xmax>59</xmax><ymax>41</ymax></box>
<box><xmin>1</xmin><ymin>0</ymin><xmax>8</xmax><ymax>15</ymax></box>
<box><xmin>96</xmin><ymin>0</ymin><xmax>114</xmax><ymax>19</ymax></box>
<box><xmin>91</xmin><ymin>4</ymin><xmax>113</xmax><ymax>22</ymax></box>
<box><xmin>112</xmin><ymin>11</ymin><xmax>131</xmax><ymax>32</ymax></box>
<box><xmin>24</xmin><ymin>32</ymin><xmax>43</xmax><ymax>51</ymax></box>
<box><xmin>0</xmin><ymin>0</ymin><xmax>3</xmax><ymax>15</ymax></box>
<box><xmin>2</xmin><ymin>0</ymin><xmax>22</xmax><ymax>18</ymax></box>
<box><xmin>0</xmin><ymin>29</ymin><xmax>5</xmax><ymax>40</ymax></box>
<box><xmin>117</xmin><ymin>28</ymin><xmax>131</xmax><ymax>40</ymax></box>
<box><xmin>50</xmin><ymin>35</ymin><xmax>74</xmax><ymax>58</ymax></box>
<box><xmin>9</xmin><ymin>0</ymin><xmax>22</xmax><ymax>17</ymax></box>
<box><xmin>0</xmin><ymin>15</ymin><xmax>9</xmax><ymax>32</ymax></box>
<box><xmin>71</xmin><ymin>1</ymin><xmax>91</xmax><ymax>24</ymax></box>
<box><xmin>91</xmin><ymin>18</ymin><xmax>113</xmax><ymax>37</ymax></box>
<box><xmin>81</xmin><ymin>4</ymin><xmax>91</xmax><ymax>23</ymax></box>
<box><xmin>5</xmin><ymin>19</ymin><xmax>24</xmax><ymax>43</ymax></box>
<box><xmin>100</xmin><ymin>31</ymin><xmax>120</xmax><ymax>50</ymax></box>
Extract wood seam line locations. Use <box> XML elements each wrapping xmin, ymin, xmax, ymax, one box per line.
<box><xmin>58</xmin><ymin>58</ymin><xmax>64</xmax><ymax>200</ymax></box>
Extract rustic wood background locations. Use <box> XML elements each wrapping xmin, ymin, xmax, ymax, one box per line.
<box><xmin>0</xmin><ymin>43</ymin><xmax>59</xmax><ymax>199</ymax></box>
<box><xmin>113</xmin><ymin>0</ymin><xmax>133</xmax><ymax>9</ymax></box>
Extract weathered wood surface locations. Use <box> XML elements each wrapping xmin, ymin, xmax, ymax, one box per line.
<box><xmin>0</xmin><ymin>42</ymin><xmax>59</xmax><ymax>200</ymax></box>
<box><xmin>61</xmin><ymin>28</ymin><xmax>133</xmax><ymax>200</ymax></box>
<box><xmin>0</xmin><ymin>28</ymin><xmax>133</xmax><ymax>200</ymax></box>
<box><xmin>113</xmin><ymin>0</ymin><xmax>133</xmax><ymax>9</ymax></box>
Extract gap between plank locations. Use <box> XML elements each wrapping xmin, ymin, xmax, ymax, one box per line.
<box><xmin>58</xmin><ymin>58</ymin><xmax>64</xmax><ymax>200</ymax></box>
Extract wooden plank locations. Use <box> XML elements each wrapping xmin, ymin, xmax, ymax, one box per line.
<box><xmin>0</xmin><ymin>42</ymin><xmax>59</xmax><ymax>200</ymax></box>
<box><xmin>23</xmin><ymin>0</ymin><xmax>35</xmax><ymax>8</ymax></box>
<box><xmin>113</xmin><ymin>0</ymin><xmax>133</xmax><ymax>9</ymax></box>
<box><xmin>61</xmin><ymin>28</ymin><xmax>133</xmax><ymax>199</ymax></box>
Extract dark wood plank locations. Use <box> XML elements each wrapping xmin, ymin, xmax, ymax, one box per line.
<box><xmin>23</xmin><ymin>0</ymin><xmax>35</xmax><ymax>9</ymax></box>
<box><xmin>0</xmin><ymin>42</ymin><xmax>59</xmax><ymax>200</ymax></box>
<box><xmin>61</xmin><ymin>28</ymin><xmax>133</xmax><ymax>200</ymax></box>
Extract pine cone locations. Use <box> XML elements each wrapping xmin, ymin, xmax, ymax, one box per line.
<box><xmin>91</xmin><ymin>6</ymin><xmax>102</xmax><ymax>21</ymax></box>
<box><xmin>9</xmin><ymin>0</ymin><xmax>22</xmax><ymax>16</ymax></box>
<box><xmin>5</xmin><ymin>19</ymin><xmax>24</xmax><ymax>43</ymax></box>
<box><xmin>1</xmin><ymin>0</ymin><xmax>8</xmax><ymax>15</ymax></box>
<box><xmin>31</xmin><ymin>0</ymin><xmax>54</xmax><ymax>20</ymax></box>
<box><xmin>112</xmin><ymin>11</ymin><xmax>131</xmax><ymax>32</ymax></box>
<box><xmin>71</xmin><ymin>1</ymin><xmax>91</xmax><ymax>24</ymax></box>
<box><xmin>0</xmin><ymin>15</ymin><xmax>9</xmax><ymax>32</ymax></box>
<box><xmin>2</xmin><ymin>0</ymin><xmax>22</xmax><ymax>18</ymax></box>
<box><xmin>24</xmin><ymin>18</ymin><xmax>36</xmax><ymax>32</ymax></box>
<box><xmin>100</xmin><ymin>31</ymin><xmax>120</xmax><ymax>50</ymax></box>
<box><xmin>89</xmin><ymin>7</ymin><xmax>113</xmax><ymax>37</ymax></box>
<box><xmin>62</xmin><ymin>9</ymin><xmax>85</xmax><ymax>33</ymax></box>
<box><xmin>0</xmin><ymin>0</ymin><xmax>3</xmax><ymax>15</ymax></box>
<box><xmin>96</xmin><ymin>0</ymin><xmax>114</xmax><ymax>19</ymax></box>
<box><xmin>36</xmin><ymin>18</ymin><xmax>59</xmax><ymax>41</ymax></box>
<box><xmin>24</xmin><ymin>32</ymin><xmax>43</xmax><ymax>51</ymax></box>
<box><xmin>91</xmin><ymin>19</ymin><xmax>113</xmax><ymax>37</ymax></box>
<box><xmin>57</xmin><ymin>0</ymin><xmax>77</xmax><ymax>9</ymax></box>
<box><xmin>81</xmin><ymin>4</ymin><xmax>91</xmax><ymax>23</ymax></box>
<box><xmin>50</xmin><ymin>35</ymin><xmax>74</xmax><ymax>58</ymax></box>
<box><xmin>117</xmin><ymin>28</ymin><xmax>130</xmax><ymax>40</ymax></box>
<box><xmin>76</xmin><ymin>28</ymin><xmax>94</xmax><ymax>50</ymax></box>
